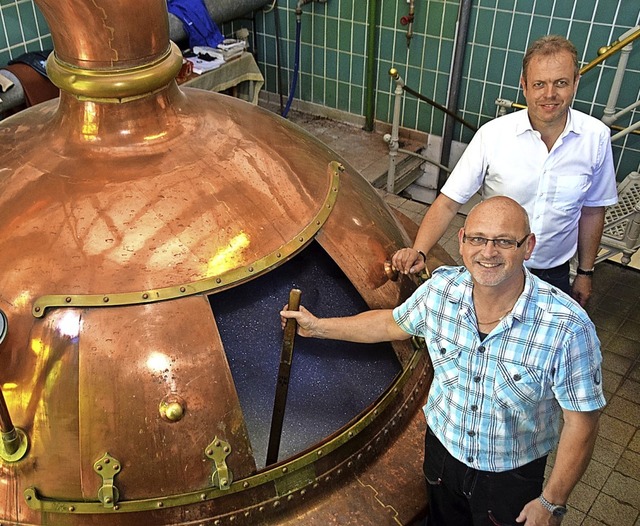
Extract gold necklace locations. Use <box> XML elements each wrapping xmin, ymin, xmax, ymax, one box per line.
<box><xmin>476</xmin><ymin>311</ymin><xmax>510</xmax><ymax>325</ymax></box>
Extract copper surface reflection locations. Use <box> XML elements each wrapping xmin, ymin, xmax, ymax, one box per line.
<box><xmin>0</xmin><ymin>0</ymin><xmax>457</xmax><ymax>524</ymax></box>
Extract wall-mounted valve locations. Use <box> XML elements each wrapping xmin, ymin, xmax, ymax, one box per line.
<box><xmin>400</xmin><ymin>0</ymin><xmax>416</xmax><ymax>48</ymax></box>
<box><xmin>0</xmin><ymin>310</ymin><xmax>29</xmax><ymax>463</ymax></box>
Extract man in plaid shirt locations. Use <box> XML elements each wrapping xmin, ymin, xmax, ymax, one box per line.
<box><xmin>281</xmin><ymin>196</ymin><xmax>604</xmax><ymax>525</ymax></box>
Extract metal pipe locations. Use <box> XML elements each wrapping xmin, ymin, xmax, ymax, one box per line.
<box><xmin>364</xmin><ymin>0</ymin><xmax>380</xmax><ymax>131</ymax></box>
<box><xmin>0</xmin><ymin>313</ymin><xmax>28</xmax><ymax>461</ymax></box>
<box><xmin>402</xmin><ymin>0</ymin><xmax>415</xmax><ymax>48</ymax></box>
<box><xmin>602</xmin><ymin>27</ymin><xmax>638</xmax><ymax>125</ymax></box>
<box><xmin>438</xmin><ymin>0</ymin><xmax>473</xmax><ymax>193</ymax></box>
<box><xmin>580</xmin><ymin>27</ymin><xmax>640</xmax><ymax>75</ymax></box>
<box><xmin>403</xmin><ymin>84</ymin><xmax>477</xmax><ymax>132</ymax></box>
<box><xmin>386</xmin><ymin>68</ymin><xmax>405</xmax><ymax>193</ymax></box>
<box><xmin>611</xmin><ymin>119</ymin><xmax>640</xmax><ymax>142</ymax></box>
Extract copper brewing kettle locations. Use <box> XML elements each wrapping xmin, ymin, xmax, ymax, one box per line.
<box><xmin>0</xmin><ymin>1</ymin><xmax>453</xmax><ymax>524</ymax></box>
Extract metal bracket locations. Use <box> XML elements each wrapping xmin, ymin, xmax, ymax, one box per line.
<box><xmin>205</xmin><ymin>437</ymin><xmax>232</xmax><ymax>490</ymax></box>
<box><xmin>93</xmin><ymin>452</ymin><xmax>121</xmax><ymax>508</ymax></box>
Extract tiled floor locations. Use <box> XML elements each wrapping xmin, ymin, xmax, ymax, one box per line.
<box><xmin>271</xmin><ymin>106</ymin><xmax>640</xmax><ymax>525</ymax></box>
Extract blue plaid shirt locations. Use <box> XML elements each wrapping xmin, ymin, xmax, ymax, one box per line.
<box><xmin>393</xmin><ymin>266</ymin><xmax>606</xmax><ymax>472</ymax></box>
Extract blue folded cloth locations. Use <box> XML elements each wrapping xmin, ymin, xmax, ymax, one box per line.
<box><xmin>168</xmin><ymin>0</ymin><xmax>224</xmax><ymax>48</ymax></box>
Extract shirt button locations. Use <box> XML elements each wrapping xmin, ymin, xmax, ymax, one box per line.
<box><xmin>477</xmin><ymin>346</ymin><xmax>485</xmax><ymax>353</ymax></box>
<box><xmin>440</xmin><ymin>348</ymin><xmax>446</xmax><ymax>355</ymax></box>
<box><xmin>467</xmin><ymin>430</ymin><xmax>476</xmax><ymax>437</ymax></box>
<box><xmin>474</xmin><ymin>376</ymin><xmax>481</xmax><ymax>383</ymax></box>
<box><xmin>471</xmin><ymin>405</ymin><xmax>478</xmax><ymax>411</ymax></box>
<box><xmin>513</xmin><ymin>374</ymin><xmax>522</xmax><ymax>381</ymax></box>
<box><xmin>467</xmin><ymin>456</ymin><xmax>474</xmax><ymax>463</ymax></box>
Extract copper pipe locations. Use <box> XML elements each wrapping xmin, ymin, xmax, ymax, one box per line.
<box><xmin>35</xmin><ymin>0</ymin><xmax>171</xmax><ymax>69</ymax></box>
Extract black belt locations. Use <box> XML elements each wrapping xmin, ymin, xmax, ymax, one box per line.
<box><xmin>529</xmin><ymin>260</ymin><xmax>570</xmax><ymax>273</ymax></box>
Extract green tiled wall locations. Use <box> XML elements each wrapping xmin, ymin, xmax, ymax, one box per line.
<box><xmin>2</xmin><ymin>0</ymin><xmax>638</xmax><ymax>179</ymax></box>
<box><xmin>246</xmin><ymin>0</ymin><xmax>640</xmax><ymax>180</ymax></box>
<box><xmin>0</xmin><ymin>0</ymin><xmax>51</xmax><ymax>67</ymax></box>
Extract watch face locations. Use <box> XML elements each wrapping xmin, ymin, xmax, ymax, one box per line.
<box><xmin>553</xmin><ymin>506</ymin><xmax>568</xmax><ymax>517</ymax></box>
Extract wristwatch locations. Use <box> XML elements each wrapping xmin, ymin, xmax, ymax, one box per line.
<box><xmin>576</xmin><ymin>267</ymin><xmax>594</xmax><ymax>277</ymax></box>
<box><xmin>539</xmin><ymin>494</ymin><xmax>568</xmax><ymax>517</ymax></box>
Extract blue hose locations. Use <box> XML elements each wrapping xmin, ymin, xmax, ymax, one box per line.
<box><xmin>282</xmin><ymin>17</ymin><xmax>301</xmax><ymax>118</ymax></box>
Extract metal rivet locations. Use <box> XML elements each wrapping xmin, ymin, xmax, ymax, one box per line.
<box><xmin>104</xmin><ymin>497</ymin><xmax>112</xmax><ymax>504</ymax></box>
<box><xmin>200</xmin><ymin>493</ymin><xmax>207</xmax><ymax>501</ymax></box>
<box><xmin>180</xmin><ymin>286</ymin><xmax>186</xmax><ymax>292</ymax></box>
<box><xmin>142</xmin><ymin>293</ymin><xmax>149</xmax><ymax>299</ymax></box>
<box><xmin>300</xmin><ymin>489</ymin><xmax>306</xmax><ymax>496</ymax></box>
<box><xmin>243</xmin><ymin>482</ymin><xmax>250</xmax><ymax>488</ymax></box>
<box><xmin>317</xmin><ymin>450</ymin><xmax>323</xmax><ymax>456</ymax></box>
<box><xmin>103</xmin><ymin>296</ymin><xmax>109</xmax><ymax>303</ymax></box>
<box><xmin>248</xmin><ymin>267</ymin><xmax>254</xmax><ymax>272</ymax></box>
<box><xmin>282</xmin><ymin>467</ymin><xmax>288</xmax><ymax>473</ymax></box>
<box><xmin>299</xmin><ymin>237</ymin><xmax>304</xmax><ymax>242</ymax></box>
<box><xmin>157</xmin><ymin>501</ymin><xmax>163</xmax><ymax>508</ymax></box>
<box><xmin>259</xmin><ymin>506</ymin><xmax>265</xmax><ymax>512</ymax></box>
<box><xmin>216</xmin><ymin>278</ymin><xmax>222</xmax><ymax>283</ymax></box>
<box><xmin>277</xmin><ymin>252</ymin><xmax>282</xmax><ymax>258</ymax></box>
<box><xmin>68</xmin><ymin>506</ymin><xmax>75</xmax><ymax>512</ymax></box>
<box><xmin>273</xmin><ymin>501</ymin><xmax>280</xmax><ymax>508</ymax></box>
<box><xmin>347</xmin><ymin>462</ymin><xmax>353</xmax><ymax>468</ymax></box>
<box><xmin>65</xmin><ymin>297</ymin><xmax>72</xmax><ymax>303</ymax></box>
<box><xmin>223</xmin><ymin>446</ymin><xmax>230</xmax><ymax>453</ymax></box>
<box><xmin>96</xmin><ymin>465</ymin><xmax>103</xmax><ymax>471</ymax></box>
<box><xmin>34</xmin><ymin>307</ymin><xmax>40</xmax><ymax>313</ymax></box>
<box><xmin>206</xmin><ymin>449</ymin><xmax>213</xmax><ymax>455</ymax></box>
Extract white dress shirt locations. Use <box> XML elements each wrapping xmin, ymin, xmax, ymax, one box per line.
<box><xmin>442</xmin><ymin>108</ymin><xmax>618</xmax><ymax>269</ymax></box>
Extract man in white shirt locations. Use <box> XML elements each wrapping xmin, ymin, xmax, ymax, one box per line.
<box><xmin>392</xmin><ymin>35</ymin><xmax>618</xmax><ymax>307</ymax></box>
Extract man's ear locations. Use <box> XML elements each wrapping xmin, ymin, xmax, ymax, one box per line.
<box><xmin>524</xmin><ymin>233</ymin><xmax>536</xmax><ymax>261</ymax></box>
<box><xmin>457</xmin><ymin>227</ymin><xmax>465</xmax><ymax>256</ymax></box>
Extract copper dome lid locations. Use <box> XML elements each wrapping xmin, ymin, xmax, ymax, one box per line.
<box><xmin>0</xmin><ymin>1</ymin><xmax>454</xmax><ymax>524</ymax></box>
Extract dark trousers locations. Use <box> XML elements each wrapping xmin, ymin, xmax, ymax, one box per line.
<box><xmin>423</xmin><ymin>428</ymin><xmax>546</xmax><ymax>526</ymax></box>
<box><xmin>529</xmin><ymin>261</ymin><xmax>571</xmax><ymax>295</ymax></box>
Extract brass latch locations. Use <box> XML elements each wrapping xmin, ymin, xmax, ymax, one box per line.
<box><xmin>94</xmin><ymin>452</ymin><xmax>121</xmax><ymax>508</ymax></box>
<box><xmin>205</xmin><ymin>437</ymin><xmax>232</xmax><ymax>490</ymax></box>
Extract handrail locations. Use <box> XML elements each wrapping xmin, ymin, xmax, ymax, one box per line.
<box><xmin>580</xmin><ymin>27</ymin><xmax>640</xmax><ymax>75</ymax></box>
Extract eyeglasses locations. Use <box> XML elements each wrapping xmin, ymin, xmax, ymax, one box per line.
<box><xmin>462</xmin><ymin>233</ymin><xmax>530</xmax><ymax>250</ymax></box>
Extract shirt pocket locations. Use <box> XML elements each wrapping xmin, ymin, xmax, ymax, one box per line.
<box><xmin>429</xmin><ymin>338</ymin><xmax>461</xmax><ymax>389</ymax></box>
<box><xmin>551</xmin><ymin>174</ymin><xmax>589</xmax><ymax>213</ymax></box>
<box><xmin>492</xmin><ymin>361</ymin><xmax>545</xmax><ymax>410</ymax></box>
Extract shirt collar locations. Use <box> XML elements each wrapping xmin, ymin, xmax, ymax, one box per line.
<box><xmin>516</xmin><ymin>107</ymin><xmax>579</xmax><ymax>138</ymax></box>
<box><xmin>510</xmin><ymin>267</ymin><xmax>538</xmax><ymax>325</ymax></box>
